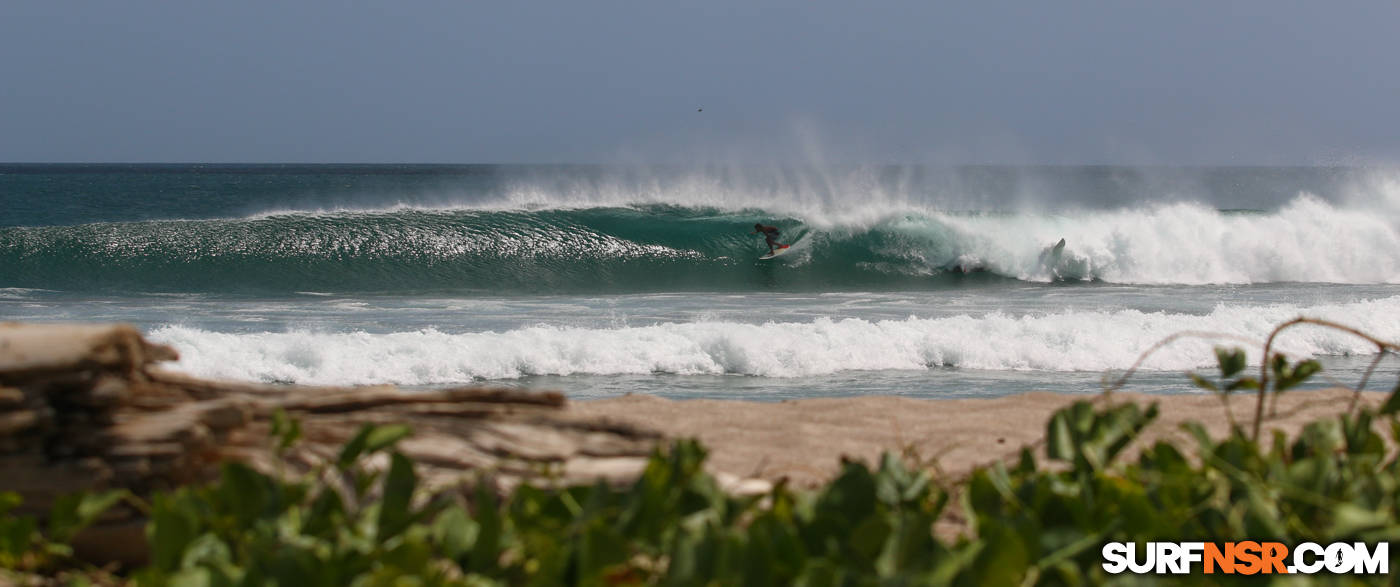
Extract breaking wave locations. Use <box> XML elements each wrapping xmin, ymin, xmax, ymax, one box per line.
<box><xmin>2</xmin><ymin>194</ymin><xmax>1398</xmax><ymax>293</ymax></box>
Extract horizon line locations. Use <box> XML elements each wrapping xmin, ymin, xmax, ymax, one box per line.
<box><xmin>0</xmin><ymin>161</ymin><xmax>1385</xmax><ymax>169</ymax></box>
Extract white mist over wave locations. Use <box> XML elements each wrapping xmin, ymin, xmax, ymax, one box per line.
<box><xmin>927</xmin><ymin>195</ymin><xmax>1400</xmax><ymax>284</ymax></box>
<box><xmin>148</xmin><ymin>296</ymin><xmax>1400</xmax><ymax>386</ymax></box>
<box><xmin>244</xmin><ymin>170</ymin><xmax>922</xmax><ymax>226</ymax></box>
<box><xmin>0</xmin><ymin>288</ymin><xmax>50</xmax><ymax>300</ymax></box>
<box><xmin>242</xmin><ymin>165</ymin><xmax>1400</xmax><ymax>219</ymax></box>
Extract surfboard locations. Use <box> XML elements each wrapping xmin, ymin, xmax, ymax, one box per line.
<box><xmin>1037</xmin><ymin>238</ymin><xmax>1066</xmax><ymax>278</ymax></box>
<box><xmin>1038</xmin><ymin>238</ymin><xmax>1065</xmax><ymax>263</ymax></box>
<box><xmin>759</xmin><ymin>245</ymin><xmax>792</xmax><ymax>260</ymax></box>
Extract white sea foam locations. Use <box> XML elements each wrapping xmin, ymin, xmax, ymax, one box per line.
<box><xmin>147</xmin><ymin>296</ymin><xmax>1400</xmax><ymax>386</ymax></box>
<box><xmin>923</xmin><ymin>195</ymin><xmax>1400</xmax><ymax>284</ymax></box>
<box><xmin>0</xmin><ymin>288</ymin><xmax>47</xmax><ymax>300</ymax></box>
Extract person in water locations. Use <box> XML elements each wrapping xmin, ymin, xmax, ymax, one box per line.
<box><xmin>753</xmin><ymin>223</ymin><xmax>787</xmax><ymax>254</ymax></box>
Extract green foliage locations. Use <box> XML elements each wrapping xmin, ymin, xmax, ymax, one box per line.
<box><xmin>1046</xmin><ymin>400</ymin><xmax>1158</xmax><ymax>473</ymax></box>
<box><xmin>134</xmin><ymin>422</ymin><xmax>453</xmax><ymax>586</ymax></box>
<box><xmin>269</xmin><ymin>408</ymin><xmax>302</xmax><ymax>453</ymax></box>
<box><xmin>968</xmin><ymin>398</ymin><xmax>1400</xmax><ymax>584</ymax></box>
<box><xmin>1190</xmin><ymin>346</ymin><xmax>1261</xmax><ymax>394</ymax></box>
<box><xmin>1272</xmin><ymin>353</ymin><xmax>1322</xmax><ymax>393</ymax></box>
<box><xmin>114</xmin><ymin>423</ymin><xmax>975</xmax><ymax>585</ymax></box>
<box><xmin>1189</xmin><ymin>345</ymin><xmax>1322</xmax><ymax>398</ymax></box>
<box><xmin>0</xmin><ymin>488</ymin><xmax>128</xmax><ymax>575</ymax></box>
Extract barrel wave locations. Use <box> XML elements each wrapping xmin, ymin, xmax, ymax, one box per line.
<box><xmin>3</xmin><ymin>194</ymin><xmax>1399</xmax><ymax>294</ymax></box>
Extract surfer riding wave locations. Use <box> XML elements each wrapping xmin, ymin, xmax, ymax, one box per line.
<box><xmin>753</xmin><ymin>223</ymin><xmax>788</xmax><ymax>255</ymax></box>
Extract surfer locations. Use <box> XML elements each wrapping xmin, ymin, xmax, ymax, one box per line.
<box><xmin>1037</xmin><ymin>238</ymin><xmax>1067</xmax><ymax>279</ymax></box>
<box><xmin>753</xmin><ymin>223</ymin><xmax>787</xmax><ymax>254</ymax></box>
<box><xmin>1037</xmin><ymin>238</ymin><xmax>1066</xmax><ymax>265</ymax></box>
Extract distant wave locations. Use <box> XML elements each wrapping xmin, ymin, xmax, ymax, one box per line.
<box><xmin>148</xmin><ymin>295</ymin><xmax>1400</xmax><ymax>385</ymax></box>
<box><xmin>2</xmin><ymin>195</ymin><xmax>1398</xmax><ymax>293</ymax></box>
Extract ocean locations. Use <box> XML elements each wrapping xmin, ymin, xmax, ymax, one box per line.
<box><xmin>3</xmin><ymin>164</ymin><xmax>1399</xmax><ymax>400</ymax></box>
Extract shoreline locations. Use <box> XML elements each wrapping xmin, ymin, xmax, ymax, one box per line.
<box><xmin>572</xmin><ymin>387</ymin><xmax>1388</xmax><ymax>487</ymax></box>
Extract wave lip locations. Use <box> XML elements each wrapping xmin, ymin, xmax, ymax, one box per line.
<box><xmin>147</xmin><ymin>295</ymin><xmax>1400</xmax><ymax>386</ymax></box>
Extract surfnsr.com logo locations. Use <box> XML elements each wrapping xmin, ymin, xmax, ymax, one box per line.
<box><xmin>1101</xmin><ymin>542</ymin><xmax>1389</xmax><ymax>575</ymax></box>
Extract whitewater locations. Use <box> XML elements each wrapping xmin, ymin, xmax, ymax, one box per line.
<box><xmin>3</xmin><ymin>164</ymin><xmax>1400</xmax><ymax>398</ymax></box>
<box><xmin>147</xmin><ymin>295</ymin><xmax>1400</xmax><ymax>385</ymax></box>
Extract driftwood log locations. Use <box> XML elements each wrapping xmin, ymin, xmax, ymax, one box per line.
<box><xmin>0</xmin><ymin>322</ymin><xmax>699</xmax><ymax>567</ymax></box>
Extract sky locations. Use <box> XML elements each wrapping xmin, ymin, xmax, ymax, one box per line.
<box><xmin>1</xmin><ymin>1</ymin><xmax>1397</xmax><ymax>165</ymax></box>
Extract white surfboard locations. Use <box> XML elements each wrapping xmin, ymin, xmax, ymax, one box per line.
<box><xmin>759</xmin><ymin>245</ymin><xmax>792</xmax><ymax>260</ymax></box>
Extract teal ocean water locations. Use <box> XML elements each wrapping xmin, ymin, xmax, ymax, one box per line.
<box><xmin>3</xmin><ymin>164</ymin><xmax>1399</xmax><ymax>399</ymax></box>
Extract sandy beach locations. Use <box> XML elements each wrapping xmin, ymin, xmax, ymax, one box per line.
<box><xmin>573</xmin><ymin>387</ymin><xmax>1389</xmax><ymax>487</ymax></box>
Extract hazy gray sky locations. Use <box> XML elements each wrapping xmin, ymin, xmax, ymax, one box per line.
<box><xmin>2</xmin><ymin>1</ymin><xmax>1397</xmax><ymax>164</ymax></box>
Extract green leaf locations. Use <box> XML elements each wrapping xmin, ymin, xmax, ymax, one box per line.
<box><xmin>578</xmin><ymin>521</ymin><xmax>630</xmax><ymax>580</ymax></box>
<box><xmin>300</xmin><ymin>489</ymin><xmax>346</xmax><ymax>538</ymax></box>
<box><xmin>0</xmin><ymin>515</ymin><xmax>37</xmax><ymax>559</ymax></box>
<box><xmin>883</xmin><ymin>515</ymin><xmax>939</xmax><ymax>576</ymax></box>
<box><xmin>465</xmin><ymin>479</ymin><xmax>503</xmax><ymax>575</ymax></box>
<box><xmin>1033</xmin><ymin>526</ymin><xmax>1112</xmax><ymax>571</ymax></box>
<box><xmin>814</xmin><ymin>462</ymin><xmax>878</xmax><ymax>527</ymax></box>
<box><xmin>1189</xmin><ymin>373</ymin><xmax>1218</xmax><ymax>392</ymax></box>
<box><xmin>47</xmin><ymin>489</ymin><xmax>128</xmax><ymax>544</ymax></box>
<box><xmin>1182</xmin><ymin>421</ymin><xmax>1216</xmax><ymax>454</ymax></box>
<box><xmin>1271</xmin><ymin>353</ymin><xmax>1289</xmax><ymax>379</ymax></box>
<box><xmin>1226</xmin><ymin>377</ymin><xmax>1260</xmax><ymax>392</ymax></box>
<box><xmin>0</xmin><ymin>492</ymin><xmax>20</xmax><ymax>516</ymax></box>
<box><xmin>1045</xmin><ymin>401</ymin><xmax>1155</xmax><ymax>472</ymax></box>
<box><xmin>336</xmin><ymin>425</ymin><xmax>374</xmax><ymax>469</ymax></box>
<box><xmin>966</xmin><ymin>524</ymin><xmax>1029</xmax><ymax>585</ymax></box>
<box><xmin>165</xmin><ymin>568</ymin><xmax>219</xmax><ymax>587</ymax></box>
<box><xmin>269</xmin><ymin>408</ymin><xmax>302</xmax><ymax>451</ymax></box>
<box><xmin>378</xmin><ymin>529</ymin><xmax>435</xmax><ymax>576</ymax></box>
<box><xmin>179</xmin><ymin>532</ymin><xmax>233</xmax><ymax>570</ymax></box>
<box><xmin>1046</xmin><ymin>407</ymin><xmax>1077</xmax><ymax>462</ymax></box>
<box><xmin>363</xmin><ymin>424</ymin><xmax>413</xmax><ymax>455</ymax></box>
<box><xmin>213</xmin><ymin>463</ymin><xmax>275</xmax><ymax>525</ymax></box>
<box><xmin>353</xmin><ymin>469</ymin><xmax>382</xmax><ymax>498</ymax></box>
<box><xmin>846</xmin><ymin>514</ymin><xmax>892</xmax><ymax>566</ymax></box>
<box><xmin>376</xmin><ymin>452</ymin><xmax>418</xmax><ymax>543</ymax></box>
<box><xmin>1278</xmin><ymin>359</ymin><xmax>1322</xmax><ymax>392</ymax></box>
<box><xmin>1329</xmin><ymin>503</ymin><xmax>1392</xmax><ymax>539</ymax></box>
<box><xmin>148</xmin><ymin>493</ymin><xmax>202</xmax><ymax>572</ymax></box>
<box><xmin>1216</xmin><ymin>347</ymin><xmax>1247</xmax><ymax>378</ymax></box>
<box><xmin>432</xmin><ymin>505</ymin><xmax>479</xmax><ymax>562</ymax></box>
<box><xmin>1292</xmin><ymin>359</ymin><xmax>1321</xmax><ymax>381</ymax></box>
<box><xmin>336</xmin><ymin>424</ymin><xmax>413</xmax><ymax>470</ymax></box>
<box><xmin>1014</xmin><ymin>447</ymin><xmax>1037</xmax><ymax>475</ymax></box>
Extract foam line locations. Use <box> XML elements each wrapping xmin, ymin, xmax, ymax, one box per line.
<box><xmin>148</xmin><ymin>296</ymin><xmax>1400</xmax><ymax>385</ymax></box>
